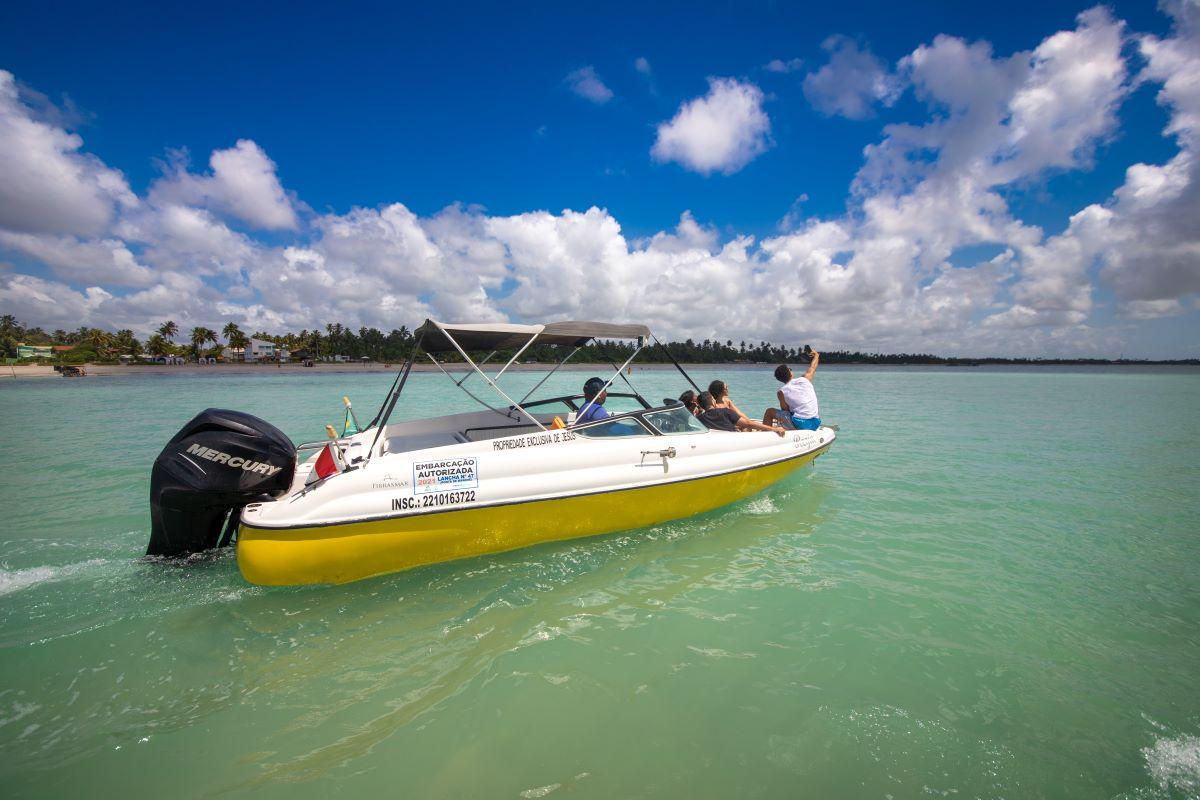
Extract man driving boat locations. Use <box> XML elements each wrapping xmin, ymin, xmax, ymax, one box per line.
<box><xmin>575</xmin><ymin>376</ymin><xmax>611</xmax><ymax>425</ymax></box>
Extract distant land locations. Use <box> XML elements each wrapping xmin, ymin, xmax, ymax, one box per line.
<box><xmin>2</xmin><ymin>316</ymin><xmax>1196</xmax><ymax>368</ymax></box>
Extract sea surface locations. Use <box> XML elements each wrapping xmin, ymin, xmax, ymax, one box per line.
<box><xmin>1</xmin><ymin>365</ymin><xmax>1198</xmax><ymax>799</ymax></box>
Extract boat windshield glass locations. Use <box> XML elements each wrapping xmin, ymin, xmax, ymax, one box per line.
<box><xmin>643</xmin><ymin>406</ymin><xmax>708</xmax><ymax>435</ymax></box>
<box><xmin>574</xmin><ymin>417</ymin><xmax>652</xmax><ymax>438</ymax></box>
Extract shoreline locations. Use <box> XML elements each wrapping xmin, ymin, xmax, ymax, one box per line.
<box><xmin>2</xmin><ymin>361</ymin><xmax>1197</xmax><ymax>379</ymax></box>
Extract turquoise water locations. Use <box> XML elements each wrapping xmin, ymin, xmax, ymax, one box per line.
<box><xmin>1</xmin><ymin>366</ymin><xmax>1199</xmax><ymax>798</ymax></box>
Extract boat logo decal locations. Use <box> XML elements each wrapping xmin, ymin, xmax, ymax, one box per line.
<box><xmin>413</xmin><ymin>457</ymin><xmax>479</xmax><ymax>494</ymax></box>
<box><xmin>184</xmin><ymin>443</ymin><xmax>282</xmax><ymax>476</ymax></box>
<box><xmin>492</xmin><ymin>429</ymin><xmax>575</xmax><ymax>451</ymax></box>
<box><xmin>371</xmin><ymin>472</ymin><xmax>410</xmax><ymax>490</ymax></box>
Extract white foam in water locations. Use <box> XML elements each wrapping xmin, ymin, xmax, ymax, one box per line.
<box><xmin>744</xmin><ymin>496</ymin><xmax>779</xmax><ymax>515</ymax></box>
<box><xmin>0</xmin><ymin>559</ymin><xmax>108</xmax><ymax>596</ymax></box>
<box><xmin>1143</xmin><ymin>733</ymin><xmax>1200</xmax><ymax>795</ymax></box>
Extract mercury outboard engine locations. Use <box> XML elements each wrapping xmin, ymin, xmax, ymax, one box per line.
<box><xmin>147</xmin><ymin>408</ymin><xmax>296</xmax><ymax>557</ymax></box>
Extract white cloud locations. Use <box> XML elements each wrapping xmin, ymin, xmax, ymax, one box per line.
<box><xmin>1089</xmin><ymin>0</ymin><xmax>1200</xmax><ymax>315</ymax></box>
<box><xmin>564</xmin><ymin>66</ymin><xmax>613</xmax><ymax>104</ymax></box>
<box><xmin>764</xmin><ymin>58</ymin><xmax>804</xmax><ymax>74</ymax></box>
<box><xmin>117</xmin><ymin>203</ymin><xmax>261</xmax><ymax>277</ymax></box>
<box><xmin>149</xmin><ymin>139</ymin><xmax>298</xmax><ymax>230</ymax></box>
<box><xmin>0</xmin><ymin>5</ymin><xmax>1198</xmax><ymax>357</ymax></box>
<box><xmin>803</xmin><ymin>36</ymin><xmax>901</xmax><ymax>119</ymax></box>
<box><xmin>634</xmin><ymin>57</ymin><xmax>651</xmax><ymax>76</ymax></box>
<box><xmin>0</xmin><ymin>70</ymin><xmax>136</xmax><ymax>237</ymax></box>
<box><xmin>0</xmin><ymin>231</ymin><xmax>155</xmax><ymax>286</ymax></box>
<box><xmin>651</xmin><ymin>78</ymin><xmax>772</xmax><ymax>175</ymax></box>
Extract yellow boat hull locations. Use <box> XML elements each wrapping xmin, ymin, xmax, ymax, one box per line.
<box><xmin>237</xmin><ymin>448</ymin><xmax>824</xmax><ymax>586</ymax></box>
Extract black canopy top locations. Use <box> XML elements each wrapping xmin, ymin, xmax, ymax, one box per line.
<box><xmin>414</xmin><ymin>319</ymin><xmax>651</xmax><ymax>353</ymax></box>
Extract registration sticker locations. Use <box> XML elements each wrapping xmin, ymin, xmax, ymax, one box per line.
<box><xmin>413</xmin><ymin>457</ymin><xmax>479</xmax><ymax>494</ymax></box>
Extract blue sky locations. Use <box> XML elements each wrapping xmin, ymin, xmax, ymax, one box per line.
<box><xmin>0</xmin><ymin>1</ymin><xmax>1197</xmax><ymax>357</ymax></box>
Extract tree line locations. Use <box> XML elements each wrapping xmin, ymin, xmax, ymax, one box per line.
<box><xmin>2</xmin><ymin>315</ymin><xmax>1196</xmax><ymax>366</ymax></box>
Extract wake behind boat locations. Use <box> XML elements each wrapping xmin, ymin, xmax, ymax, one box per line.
<box><xmin>146</xmin><ymin>320</ymin><xmax>835</xmax><ymax>585</ymax></box>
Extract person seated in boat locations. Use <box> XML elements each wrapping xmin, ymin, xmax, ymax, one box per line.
<box><xmin>575</xmin><ymin>376</ymin><xmax>611</xmax><ymax>425</ymax></box>
<box><xmin>762</xmin><ymin>352</ymin><xmax>822</xmax><ymax>431</ymax></box>
<box><xmin>678</xmin><ymin>389</ymin><xmax>701</xmax><ymax>417</ymax></box>
<box><xmin>698</xmin><ymin>391</ymin><xmax>785</xmax><ymax>436</ymax></box>
<box><xmin>707</xmin><ymin>380</ymin><xmax>754</xmax><ymax>421</ymax></box>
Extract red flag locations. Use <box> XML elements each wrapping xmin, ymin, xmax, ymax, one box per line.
<box><xmin>307</xmin><ymin>444</ymin><xmax>343</xmax><ymax>484</ymax></box>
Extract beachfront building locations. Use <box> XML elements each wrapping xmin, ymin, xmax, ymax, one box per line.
<box><xmin>249</xmin><ymin>339</ymin><xmax>275</xmax><ymax>361</ymax></box>
<box><xmin>223</xmin><ymin>338</ymin><xmax>277</xmax><ymax>363</ymax></box>
<box><xmin>16</xmin><ymin>344</ymin><xmax>53</xmax><ymax>359</ymax></box>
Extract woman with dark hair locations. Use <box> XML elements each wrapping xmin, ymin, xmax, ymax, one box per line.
<box><xmin>708</xmin><ymin>379</ymin><xmax>751</xmax><ymax>421</ymax></box>
<box><xmin>678</xmin><ymin>389</ymin><xmax>701</xmax><ymax>417</ymax></box>
<box><xmin>698</xmin><ymin>389</ymin><xmax>785</xmax><ymax>435</ymax></box>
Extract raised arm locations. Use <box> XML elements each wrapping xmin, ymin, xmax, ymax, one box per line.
<box><xmin>803</xmin><ymin>351</ymin><xmax>820</xmax><ymax>381</ymax></box>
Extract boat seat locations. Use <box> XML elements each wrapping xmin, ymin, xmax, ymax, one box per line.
<box><xmin>385</xmin><ymin>431</ymin><xmax>469</xmax><ymax>454</ymax></box>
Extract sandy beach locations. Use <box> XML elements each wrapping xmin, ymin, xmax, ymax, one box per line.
<box><xmin>0</xmin><ymin>361</ymin><xmax>705</xmax><ymax>379</ymax></box>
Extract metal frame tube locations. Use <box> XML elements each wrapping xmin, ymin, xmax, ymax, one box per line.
<box><xmin>427</xmin><ymin>351</ymin><xmax>508</xmax><ymax>416</ymax></box>
<box><xmin>596</xmin><ymin>339</ymin><xmax>648</xmax><ymax>403</ymax></box>
<box><xmin>456</xmin><ymin>350</ymin><xmax>497</xmax><ymax>387</ymax></box>
<box><xmin>576</xmin><ymin>344</ymin><xmax>643</xmax><ymax>421</ymax></box>
<box><xmin>494</xmin><ymin>332</ymin><xmax>541</xmax><ymax>381</ymax></box>
<box><xmin>433</xmin><ymin>322</ymin><xmax>548</xmax><ymax>431</ymax></box>
<box><xmin>519</xmin><ymin>346</ymin><xmax>580</xmax><ymax>405</ymax></box>
<box><xmin>367</xmin><ymin>335</ymin><xmax>422</xmax><ymax>461</ymax></box>
<box><xmin>653</xmin><ymin>334</ymin><xmax>701</xmax><ymax>393</ymax></box>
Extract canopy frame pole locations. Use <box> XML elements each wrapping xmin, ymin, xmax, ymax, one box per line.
<box><xmin>518</xmin><ymin>346</ymin><xmax>581</xmax><ymax>405</ymax></box>
<box><xmin>365</xmin><ymin>364</ymin><xmax>404</xmax><ymax>430</ymax></box>
<box><xmin>367</xmin><ymin>335</ymin><xmax>422</xmax><ymax>461</ymax></box>
<box><xmin>426</xmin><ymin>351</ymin><xmax>510</xmax><ymax>417</ymax></box>
<box><xmin>652</xmin><ymin>334</ymin><xmax>701</xmax><ymax>393</ymax></box>
<box><xmin>455</xmin><ymin>350</ymin><xmax>497</xmax><ymax>387</ymax></box>
<box><xmin>433</xmin><ymin>322</ymin><xmax>548</xmax><ymax>431</ymax></box>
<box><xmin>595</xmin><ymin>339</ymin><xmax>648</xmax><ymax>404</ymax></box>
<box><xmin>576</xmin><ymin>343</ymin><xmax>644</xmax><ymax>421</ymax></box>
<box><xmin>493</xmin><ymin>332</ymin><xmax>541</xmax><ymax>381</ymax></box>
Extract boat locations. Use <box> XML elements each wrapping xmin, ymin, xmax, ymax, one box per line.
<box><xmin>146</xmin><ymin>320</ymin><xmax>835</xmax><ymax>585</ymax></box>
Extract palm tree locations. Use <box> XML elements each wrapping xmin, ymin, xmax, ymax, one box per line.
<box><xmin>84</xmin><ymin>328</ymin><xmax>114</xmax><ymax>357</ymax></box>
<box><xmin>222</xmin><ymin>321</ymin><xmax>243</xmax><ymax>344</ymax></box>
<box><xmin>230</xmin><ymin>331</ymin><xmax>249</xmax><ymax>357</ymax></box>
<box><xmin>190</xmin><ymin>327</ymin><xmax>219</xmax><ymax>359</ymax></box>
<box><xmin>146</xmin><ymin>334</ymin><xmax>169</xmax><ymax>357</ymax></box>
<box><xmin>158</xmin><ymin>320</ymin><xmax>179</xmax><ymax>342</ymax></box>
<box><xmin>114</xmin><ymin>329</ymin><xmax>142</xmax><ymax>357</ymax></box>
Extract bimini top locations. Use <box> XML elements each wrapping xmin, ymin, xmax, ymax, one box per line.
<box><xmin>414</xmin><ymin>319</ymin><xmax>651</xmax><ymax>353</ymax></box>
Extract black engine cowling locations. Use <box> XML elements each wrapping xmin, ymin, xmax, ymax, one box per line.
<box><xmin>147</xmin><ymin>408</ymin><xmax>296</xmax><ymax>557</ymax></box>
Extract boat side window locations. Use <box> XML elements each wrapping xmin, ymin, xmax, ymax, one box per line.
<box><xmin>574</xmin><ymin>417</ymin><xmax>653</xmax><ymax>438</ymax></box>
<box><xmin>643</xmin><ymin>406</ymin><xmax>708</xmax><ymax>435</ymax></box>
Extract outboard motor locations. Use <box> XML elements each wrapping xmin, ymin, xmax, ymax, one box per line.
<box><xmin>147</xmin><ymin>408</ymin><xmax>296</xmax><ymax>557</ymax></box>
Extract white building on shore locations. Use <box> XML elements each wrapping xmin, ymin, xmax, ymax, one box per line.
<box><xmin>223</xmin><ymin>338</ymin><xmax>278</xmax><ymax>363</ymax></box>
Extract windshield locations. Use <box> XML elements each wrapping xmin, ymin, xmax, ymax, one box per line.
<box><xmin>643</xmin><ymin>406</ymin><xmax>708</xmax><ymax>435</ymax></box>
<box><xmin>574</xmin><ymin>417</ymin><xmax>652</xmax><ymax>438</ymax></box>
